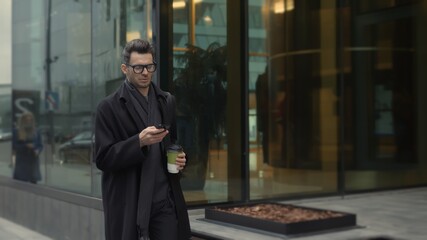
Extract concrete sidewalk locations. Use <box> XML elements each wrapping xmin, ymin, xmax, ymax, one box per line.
<box><xmin>1</xmin><ymin>187</ymin><xmax>425</xmax><ymax>240</ymax></box>
<box><xmin>189</xmin><ymin>187</ymin><xmax>427</xmax><ymax>240</ymax></box>
<box><xmin>0</xmin><ymin>217</ymin><xmax>52</xmax><ymax>240</ymax></box>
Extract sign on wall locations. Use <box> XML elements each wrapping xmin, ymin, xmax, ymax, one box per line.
<box><xmin>12</xmin><ymin>90</ymin><xmax>41</xmax><ymax>126</ymax></box>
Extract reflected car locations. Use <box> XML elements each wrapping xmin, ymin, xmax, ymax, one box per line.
<box><xmin>58</xmin><ymin>131</ymin><xmax>93</xmax><ymax>164</ymax></box>
<box><xmin>0</xmin><ymin>129</ymin><xmax>12</xmax><ymax>142</ymax></box>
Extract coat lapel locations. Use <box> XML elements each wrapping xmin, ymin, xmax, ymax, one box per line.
<box><xmin>152</xmin><ymin>83</ymin><xmax>169</xmax><ymax>125</ymax></box>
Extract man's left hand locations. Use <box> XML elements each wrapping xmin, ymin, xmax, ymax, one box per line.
<box><xmin>176</xmin><ymin>152</ymin><xmax>186</xmax><ymax>171</ymax></box>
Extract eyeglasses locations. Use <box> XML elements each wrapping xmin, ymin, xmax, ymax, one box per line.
<box><xmin>126</xmin><ymin>63</ymin><xmax>157</xmax><ymax>73</ymax></box>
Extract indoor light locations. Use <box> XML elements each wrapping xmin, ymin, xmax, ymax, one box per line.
<box><xmin>173</xmin><ymin>1</ymin><xmax>186</xmax><ymax>9</ymax></box>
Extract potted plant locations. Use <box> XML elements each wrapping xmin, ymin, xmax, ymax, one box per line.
<box><xmin>172</xmin><ymin>42</ymin><xmax>227</xmax><ymax>190</ymax></box>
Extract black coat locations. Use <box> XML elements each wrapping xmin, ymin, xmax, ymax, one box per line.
<box><xmin>94</xmin><ymin>81</ymin><xmax>191</xmax><ymax>240</ymax></box>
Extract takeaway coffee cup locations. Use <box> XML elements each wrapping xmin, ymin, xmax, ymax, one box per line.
<box><xmin>167</xmin><ymin>144</ymin><xmax>183</xmax><ymax>174</ymax></box>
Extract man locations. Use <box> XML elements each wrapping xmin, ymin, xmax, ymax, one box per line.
<box><xmin>94</xmin><ymin>39</ymin><xmax>191</xmax><ymax>240</ymax></box>
<box><xmin>256</xmin><ymin>67</ymin><xmax>269</xmax><ymax>165</ymax></box>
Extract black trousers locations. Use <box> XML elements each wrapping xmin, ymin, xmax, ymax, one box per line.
<box><xmin>147</xmin><ymin>194</ymin><xmax>178</xmax><ymax>240</ymax></box>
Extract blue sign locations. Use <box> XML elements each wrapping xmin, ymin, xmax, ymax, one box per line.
<box><xmin>45</xmin><ymin>91</ymin><xmax>59</xmax><ymax>111</ymax></box>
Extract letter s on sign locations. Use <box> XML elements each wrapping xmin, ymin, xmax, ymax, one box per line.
<box><xmin>15</xmin><ymin>98</ymin><xmax>34</xmax><ymax>119</ymax></box>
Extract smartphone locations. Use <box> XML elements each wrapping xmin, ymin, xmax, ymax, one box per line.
<box><xmin>155</xmin><ymin>124</ymin><xmax>170</xmax><ymax>130</ymax></box>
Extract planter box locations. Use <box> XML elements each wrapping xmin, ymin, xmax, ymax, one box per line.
<box><xmin>205</xmin><ymin>203</ymin><xmax>356</xmax><ymax>235</ymax></box>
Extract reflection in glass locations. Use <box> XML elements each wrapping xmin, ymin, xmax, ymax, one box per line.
<box><xmin>0</xmin><ymin>0</ymin><xmax>12</xmax><ymax>178</ymax></box>
<box><xmin>12</xmin><ymin>112</ymin><xmax>43</xmax><ymax>184</ymax></box>
<box><xmin>3</xmin><ymin>0</ymin><xmax>426</xmax><ymax>204</ymax></box>
<box><xmin>255</xmin><ymin>67</ymin><xmax>269</xmax><ymax>165</ymax></box>
<box><xmin>173</xmin><ymin>0</ymin><xmax>228</xmax><ymax>204</ymax></box>
<box><xmin>249</xmin><ymin>0</ymin><xmax>337</xmax><ymax>200</ymax></box>
<box><xmin>10</xmin><ymin>0</ymin><xmax>92</xmax><ymax>194</ymax></box>
<box><xmin>342</xmin><ymin>0</ymin><xmax>427</xmax><ymax>191</ymax></box>
<box><xmin>0</xmin><ymin>86</ymin><xmax>12</xmax><ymax>178</ymax></box>
<box><xmin>58</xmin><ymin>131</ymin><xmax>93</xmax><ymax>164</ymax></box>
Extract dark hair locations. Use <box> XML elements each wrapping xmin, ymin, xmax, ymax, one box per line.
<box><xmin>122</xmin><ymin>39</ymin><xmax>155</xmax><ymax>64</ymax></box>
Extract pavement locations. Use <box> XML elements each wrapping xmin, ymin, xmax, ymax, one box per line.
<box><xmin>0</xmin><ymin>217</ymin><xmax>52</xmax><ymax>240</ymax></box>
<box><xmin>189</xmin><ymin>187</ymin><xmax>427</xmax><ymax>240</ymax></box>
<box><xmin>0</xmin><ymin>187</ymin><xmax>426</xmax><ymax>240</ymax></box>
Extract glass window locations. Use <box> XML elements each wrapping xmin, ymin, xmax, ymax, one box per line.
<box><xmin>342</xmin><ymin>0</ymin><xmax>427</xmax><ymax>191</ymax></box>
<box><xmin>91</xmin><ymin>0</ymin><xmax>155</xmax><ymax>197</ymax></box>
<box><xmin>249</xmin><ymin>0</ymin><xmax>427</xmax><ymax>198</ymax></box>
<box><xmin>357</xmin><ymin>0</ymin><xmax>419</xmax><ymax>13</ymax></box>
<box><xmin>249</xmin><ymin>0</ymin><xmax>338</xmax><ymax>200</ymax></box>
<box><xmin>0</xmin><ymin>0</ymin><xmax>12</xmax><ymax>178</ymax></box>
<box><xmin>0</xmin><ymin>86</ymin><xmax>12</xmax><ymax>177</ymax></box>
<box><xmin>2</xmin><ymin>0</ymin><xmax>426</xmax><ymax>205</ymax></box>
<box><xmin>9</xmin><ymin>0</ymin><xmax>92</xmax><ymax>193</ymax></box>
<box><xmin>173</xmin><ymin>0</ymin><xmax>229</xmax><ymax>204</ymax></box>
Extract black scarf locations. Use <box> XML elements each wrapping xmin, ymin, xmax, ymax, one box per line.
<box><xmin>124</xmin><ymin>80</ymin><xmax>170</xmax><ymax>238</ymax></box>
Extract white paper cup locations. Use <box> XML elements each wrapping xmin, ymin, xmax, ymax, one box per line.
<box><xmin>167</xmin><ymin>144</ymin><xmax>182</xmax><ymax>174</ymax></box>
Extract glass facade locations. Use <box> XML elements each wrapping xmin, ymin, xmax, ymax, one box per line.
<box><xmin>249</xmin><ymin>0</ymin><xmax>339</xmax><ymax>199</ymax></box>
<box><xmin>172</xmin><ymin>0</ymin><xmax>229</xmax><ymax>203</ymax></box>
<box><xmin>0</xmin><ymin>0</ymin><xmax>426</xmax><ymax>207</ymax></box>
<box><xmin>248</xmin><ymin>0</ymin><xmax>427</xmax><ymax>200</ymax></box>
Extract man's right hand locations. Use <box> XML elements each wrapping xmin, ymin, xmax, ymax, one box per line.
<box><xmin>138</xmin><ymin>126</ymin><xmax>169</xmax><ymax>147</ymax></box>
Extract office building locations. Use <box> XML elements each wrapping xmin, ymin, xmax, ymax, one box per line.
<box><xmin>0</xmin><ymin>0</ymin><xmax>426</xmax><ymax>239</ymax></box>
